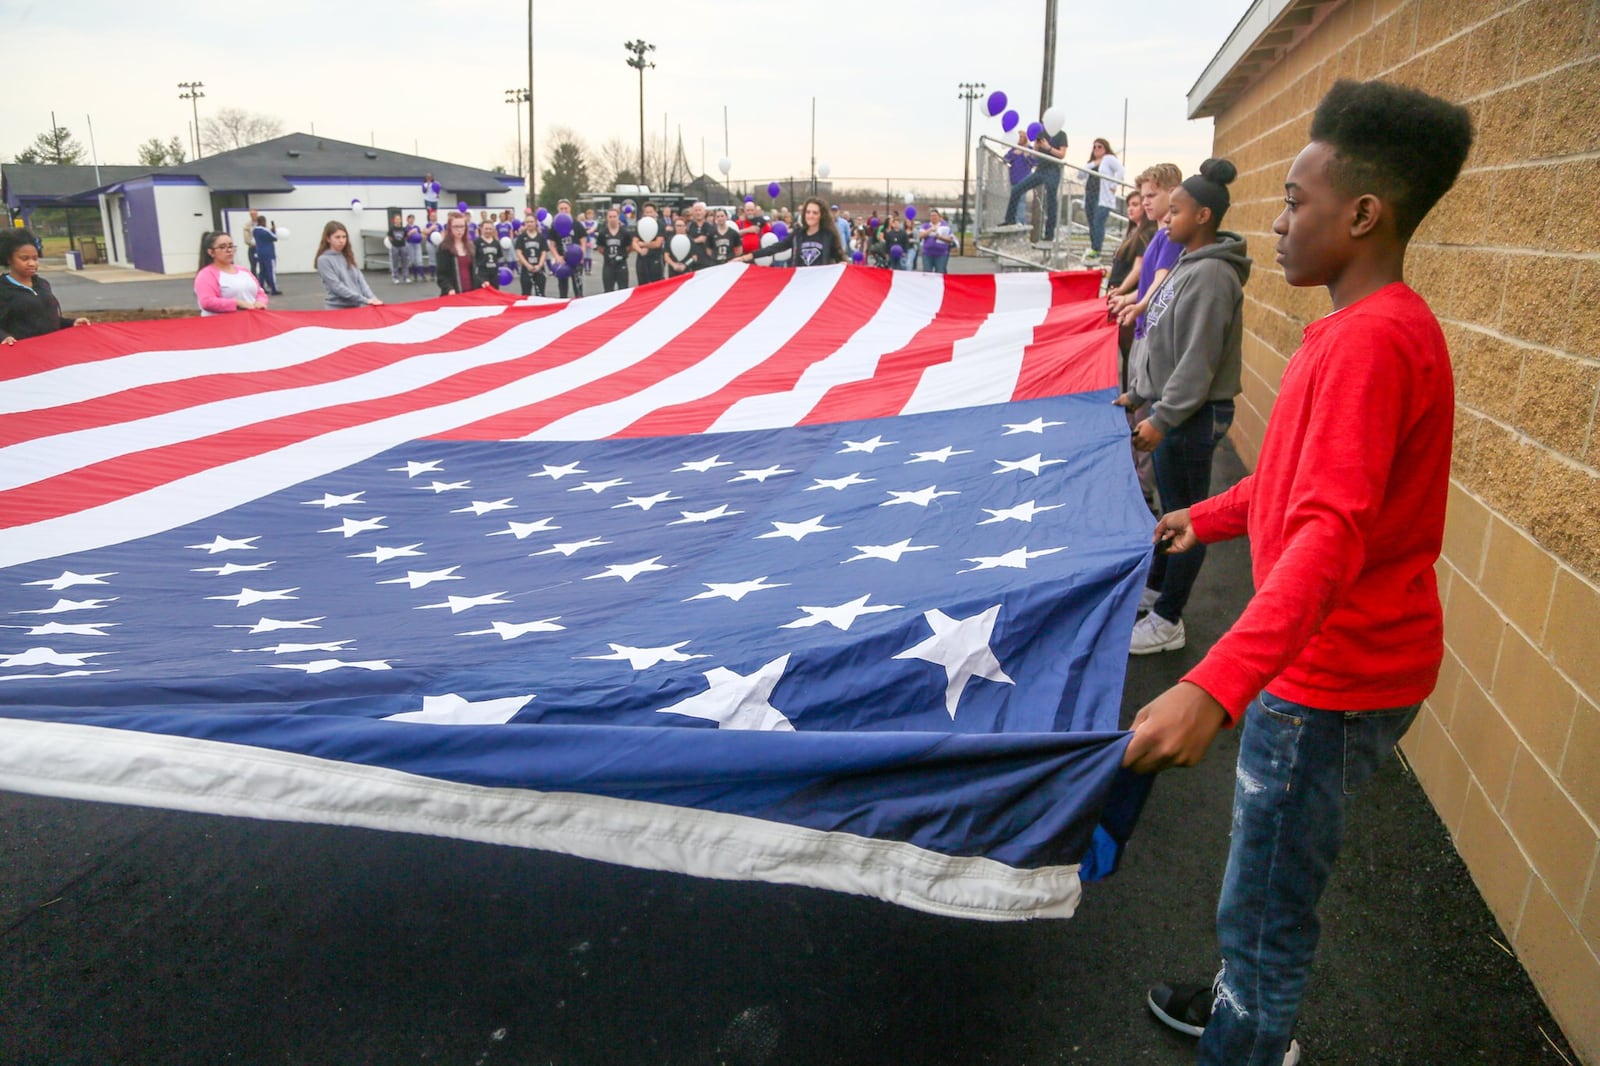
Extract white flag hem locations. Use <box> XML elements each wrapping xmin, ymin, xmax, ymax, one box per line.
<box><xmin>0</xmin><ymin>718</ymin><xmax>1082</xmax><ymax>922</ymax></box>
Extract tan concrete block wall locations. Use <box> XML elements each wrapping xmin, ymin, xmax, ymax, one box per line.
<box><xmin>1207</xmin><ymin>0</ymin><xmax>1600</xmax><ymax>1058</ymax></box>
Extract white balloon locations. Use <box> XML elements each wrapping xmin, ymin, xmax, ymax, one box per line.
<box><xmin>759</xmin><ymin>232</ymin><xmax>779</xmax><ymax>247</ymax></box>
<box><xmin>350</xmin><ymin>199</ymin><xmax>363</xmax><ymax>214</ymax></box>
<box><xmin>383</xmin><ymin>236</ymin><xmax>393</xmax><ymax>249</ymax></box>
<box><xmin>670</xmin><ymin>233</ymin><xmax>692</xmax><ymax>260</ymax></box>
<box><xmin>904</xmin><ymin>191</ymin><xmax>915</xmax><ymax>205</ymax></box>
<box><xmin>717</xmin><ymin>157</ymin><xmax>732</xmax><ymax>176</ymax></box>
<box><xmin>429</xmin><ymin>230</ymin><xmax>443</xmax><ymax>246</ymax></box>
<box><xmin>274</xmin><ymin>226</ymin><xmax>290</xmax><ymax>239</ymax></box>
<box><xmin>500</xmin><ymin>236</ymin><xmax>513</xmax><ymax>250</ymax></box>
<box><xmin>817</xmin><ymin>162</ymin><xmax>831</xmax><ymax>179</ymax></box>
<box><xmin>1041</xmin><ymin>106</ymin><xmax>1065</xmax><ymax>136</ymax></box>
<box><xmin>637</xmin><ymin>216</ymin><xmax>659</xmax><ymax>242</ymax></box>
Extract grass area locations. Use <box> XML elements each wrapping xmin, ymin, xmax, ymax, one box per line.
<box><xmin>39</xmin><ymin>236</ymin><xmax>71</xmax><ymax>255</ymax></box>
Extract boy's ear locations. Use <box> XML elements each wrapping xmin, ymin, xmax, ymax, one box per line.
<box><xmin>1349</xmin><ymin>193</ymin><xmax>1384</xmax><ymax>239</ymax></box>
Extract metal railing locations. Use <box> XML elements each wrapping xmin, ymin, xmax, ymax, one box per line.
<box><xmin>972</xmin><ymin>135</ymin><xmax>1138</xmax><ymax>272</ymax></box>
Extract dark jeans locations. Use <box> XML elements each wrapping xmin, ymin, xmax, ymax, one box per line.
<box><xmin>1145</xmin><ymin>399</ymin><xmax>1233</xmax><ymax>622</ymax></box>
<box><xmin>1087</xmin><ymin>202</ymin><xmax>1111</xmax><ymax>253</ymax></box>
<box><xmin>1199</xmin><ymin>693</ymin><xmax>1420</xmax><ymax>1065</ymax></box>
<box><xmin>1003</xmin><ymin>168</ymin><xmax>1061</xmax><ymax>238</ymax></box>
<box><xmin>602</xmin><ymin>259</ymin><xmax>629</xmax><ymax>293</ymax></box>
<box><xmin>256</xmin><ymin>257</ymin><xmax>278</xmax><ymax>293</ymax></box>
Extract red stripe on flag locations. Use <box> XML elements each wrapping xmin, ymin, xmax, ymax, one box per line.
<box><xmin>1012</xmin><ymin>299</ymin><xmax>1121</xmax><ymax>400</ymax></box>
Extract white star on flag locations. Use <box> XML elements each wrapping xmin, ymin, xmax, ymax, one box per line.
<box><xmin>0</xmin><ymin>647</ymin><xmax>111</xmax><ymax>668</ymax></box>
<box><xmin>488</xmin><ymin>518</ymin><xmax>561</xmax><ymax>540</ymax></box>
<box><xmin>23</xmin><ymin>571</ymin><xmax>115</xmax><ymax>591</ymax></box>
<box><xmin>674</xmin><ymin>455</ymin><xmax>733</xmax><ymax>473</ymax></box>
<box><xmin>390</xmin><ymin>460</ymin><xmax>443</xmax><ymax>477</ymax></box>
<box><xmin>758</xmin><ymin>516</ymin><xmax>840</xmax><ymax>542</ymax></box>
<box><xmin>534</xmin><ymin>537</ymin><xmax>610</xmax><ymax>557</ymax></box>
<box><xmin>351</xmin><ymin>544</ymin><xmax>425</xmax><ymax>564</ymax></box>
<box><xmin>584</xmin><ymin>641</ymin><xmax>707</xmax><ymax>670</ymax></box>
<box><xmin>686</xmin><ymin>577</ymin><xmax>789</xmax><ymax>602</ymax></box>
<box><xmin>0</xmin><ymin>670</ymin><xmax>114</xmax><ymax>682</ymax></box>
<box><xmin>882</xmin><ymin>487</ymin><xmax>959</xmax><ymax>508</ymax></box>
<box><xmin>451</xmin><ymin>499</ymin><xmax>515</xmax><ymax>516</ymax></box>
<box><xmin>585</xmin><ymin>557</ymin><xmax>670</xmax><ymax>582</ymax></box>
<box><xmin>383</xmin><ymin>692</ymin><xmax>536</xmax><ymax>725</ymax></box>
<box><xmin>979</xmin><ymin>500</ymin><xmax>1065</xmax><ymax>524</ymax></box>
<box><xmin>206</xmin><ymin>587</ymin><xmax>300</xmax><ymax>607</ymax></box>
<box><xmin>416</xmin><ymin>592</ymin><xmax>513</xmax><ymax>614</ymax></box>
<box><xmin>420</xmin><ymin>480</ymin><xmax>471</xmax><ymax>493</ymax></box>
<box><xmin>844</xmin><ymin>539</ymin><xmax>938</xmax><ymax>563</ymax></box>
<box><xmin>191</xmin><ymin>561</ymin><xmax>276</xmax><ymax>576</ymax></box>
<box><xmin>840</xmin><ymin>435</ymin><xmax>896</xmax><ymax>454</ymax></box>
<box><xmin>1002</xmin><ymin>417</ymin><xmax>1066</xmax><ymax>435</ymax></box>
<box><xmin>893</xmin><ymin>606</ymin><xmax>1014</xmax><ymax>717</ymax></box>
<box><xmin>214</xmin><ymin>617</ymin><xmax>326</xmax><ymax>634</ymax></box>
<box><xmin>729</xmin><ymin>465</ymin><xmax>794</xmax><ymax>484</ymax></box>
<box><xmin>655</xmin><ymin>655</ymin><xmax>794</xmax><ymax>731</ymax></box>
<box><xmin>959</xmin><ymin>546</ymin><xmax>1067</xmax><ymax>573</ymax></box>
<box><xmin>15</xmin><ymin>598</ymin><xmax>118</xmax><ymax>614</ymax></box>
<box><xmin>459</xmin><ymin>618</ymin><xmax>566</xmax><ymax>640</ymax></box>
<box><xmin>569</xmin><ymin>478</ymin><xmax>630</xmax><ymax>494</ymax></box>
<box><xmin>670</xmin><ymin>504</ymin><xmax>743</xmax><ymax>525</ymax></box>
<box><xmin>320</xmin><ymin>516</ymin><xmax>388</xmax><ymax>537</ymax></box>
<box><xmin>186</xmin><ymin>535</ymin><xmax>259</xmax><ymax>554</ymax></box>
<box><xmin>807</xmin><ymin>473</ymin><xmax>874</xmax><ymax>491</ymax></box>
<box><xmin>994</xmin><ymin>454</ymin><xmax>1069</xmax><ymax>476</ymax></box>
<box><xmin>377</xmin><ymin>567</ymin><xmax>464</xmax><ymax>589</ymax></box>
<box><xmin>1</xmin><ymin>621</ymin><xmax>119</xmax><ymax>636</ymax></box>
<box><xmin>236</xmin><ymin>640</ymin><xmax>354</xmax><ymax>655</ymax></box>
<box><xmin>780</xmin><ymin>594</ymin><xmax>902</xmax><ymax>631</ymax></box>
<box><xmin>302</xmin><ymin>491</ymin><xmax>365</xmax><ymax>508</ymax></box>
<box><xmin>271</xmin><ymin>659</ymin><xmax>394</xmax><ymax>674</ymax></box>
<box><xmin>613</xmin><ymin>490</ymin><xmax>682</xmax><ymax>511</ymax></box>
<box><xmin>529</xmin><ymin>461</ymin><xmax>587</xmax><ymax>480</ymax></box>
<box><xmin>907</xmin><ymin>446</ymin><xmax>973</xmax><ymax>464</ymax></box>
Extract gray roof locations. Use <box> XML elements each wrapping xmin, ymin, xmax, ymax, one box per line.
<box><xmin>2</xmin><ymin>164</ymin><xmax>149</xmax><ymax>206</ymax></box>
<box><xmin>106</xmin><ymin>133</ymin><xmax>519</xmax><ymax>195</ymax></box>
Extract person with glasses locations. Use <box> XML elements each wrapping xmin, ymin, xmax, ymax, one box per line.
<box><xmin>195</xmin><ymin>231</ymin><xmax>269</xmax><ymax>316</ymax></box>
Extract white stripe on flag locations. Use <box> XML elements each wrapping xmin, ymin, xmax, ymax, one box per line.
<box><xmin>902</xmin><ymin>271</ymin><xmax>1053</xmax><ymax>414</ymax></box>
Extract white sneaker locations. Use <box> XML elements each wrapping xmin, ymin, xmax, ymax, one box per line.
<box><xmin>1138</xmin><ymin>587</ymin><xmax>1159</xmax><ymax>615</ymax></box>
<box><xmin>1129</xmin><ymin>612</ymin><xmax>1185</xmax><ymax>655</ymax></box>
<box><xmin>1283</xmin><ymin>1039</ymin><xmax>1302</xmax><ymax>1065</ymax></box>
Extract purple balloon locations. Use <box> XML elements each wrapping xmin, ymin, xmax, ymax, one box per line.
<box><xmin>553</xmin><ymin>261</ymin><xmax>570</xmax><ymax>279</ymax></box>
<box><xmin>553</xmin><ymin>212</ymin><xmax>574</xmax><ymax>237</ymax></box>
<box><xmin>536</xmin><ymin>207</ymin><xmax>549</xmax><ymax>222</ymax></box>
<box><xmin>905</xmin><ymin>206</ymin><xmax>917</xmax><ymax>221</ymax></box>
<box><xmin>744</xmin><ymin>195</ymin><xmax>754</xmax><ymax>203</ymax></box>
<box><xmin>1001</xmin><ymin>109</ymin><xmax>1019</xmax><ymax>133</ymax></box>
<box><xmin>767</xmin><ymin>182</ymin><xmax>781</xmax><ymax>199</ymax></box>
<box><xmin>868</xmin><ymin>215</ymin><xmax>879</xmax><ymax>228</ymax></box>
<box><xmin>564</xmin><ymin>243</ymin><xmax>583</xmax><ymax>267</ymax></box>
<box><xmin>497</xmin><ymin>266</ymin><xmax>514</xmax><ymax>287</ymax></box>
<box><xmin>851</xmin><ymin>250</ymin><xmax>864</xmax><ymax>263</ymax></box>
<box><xmin>431</xmin><ymin>181</ymin><xmax>440</xmax><ymax>194</ymax></box>
<box><xmin>771</xmin><ymin>221</ymin><xmax>789</xmax><ymax>241</ymax></box>
<box><xmin>511</xmin><ymin>218</ymin><xmax>523</xmax><ymax>231</ymax></box>
<box><xmin>458</xmin><ymin>200</ymin><xmax>469</xmax><ymax>212</ymax></box>
<box><xmin>889</xmin><ymin>244</ymin><xmax>904</xmax><ymax>260</ymax></box>
<box><xmin>405</xmin><ymin>228</ymin><xmax>422</xmax><ymax>245</ymax></box>
<box><xmin>986</xmin><ymin>90</ymin><xmax>1007</xmax><ymax>117</ymax></box>
<box><xmin>1026</xmin><ymin>122</ymin><xmax>1044</xmax><ymax>141</ymax></box>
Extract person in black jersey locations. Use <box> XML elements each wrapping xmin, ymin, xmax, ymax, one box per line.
<box><xmin>514</xmin><ymin>217</ymin><xmax>547</xmax><ymax>297</ymax></box>
<box><xmin>741</xmin><ymin>197</ymin><xmax>846</xmax><ymax>267</ymax></box>
<box><xmin>475</xmin><ymin>225</ymin><xmax>506</xmax><ymax>288</ymax></box>
<box><xmin>548</xmin><ymin>199</ymin><xmax>584</xmax><ymax>298</ymax></box>
<box><xmin>705</xmin><ymin>209</ymin><xmax>741</xmax><ymax>266</ymax></box>
<box><xmin>594</xmin><ymin>207</ymin><xmax>636</xmax><ymax>293</ymax></box>
<box><xmin>634</xmin><ymin>202</ymin><xmax>666</xmax><ymax>284</ymax></box>
<box><xmin>664</xmin><ymin>216</ymin><xmax>696</xmax><ymax>277</ymax></box>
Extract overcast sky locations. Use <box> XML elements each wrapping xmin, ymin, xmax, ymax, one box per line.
<box><xmin>6</xmin><ymin>0</ymin><xmax>1241</xmax><ymax>195</ymax></box>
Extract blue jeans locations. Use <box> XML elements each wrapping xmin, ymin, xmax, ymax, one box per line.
<box><xmin>1146</xmin><ymin>400</ymin><xmax>1233</xmax><ymax>622</ymax></box>
<box><xmin>1200</xmin><ymin>694</ymin><xmax>1420</xmax><ymax>1065</ymax></box>
<box><xmin>1087</xmin><ymin>202</ymin><xmax>1111</xmax><ymax>253</ymax></box>
<box><xmin>1004</xmin><ymin>168</ymin><xmax>1061</xmax><ymax>238</ymax></box>
<box><xmin>923</xmin><ymin>250</ymin><xmax>949</xmax><ymax>274</ymax></box>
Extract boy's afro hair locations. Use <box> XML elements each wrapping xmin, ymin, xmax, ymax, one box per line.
<box><xmin>1309</xmin><ymin>79</ymin><xmax>1473</xmax><ymax>239</ymax></box>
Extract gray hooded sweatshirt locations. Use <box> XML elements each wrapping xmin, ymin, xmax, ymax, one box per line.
<box><xmin>1130</xmin><ymin>231</ymin><xmax>1251</xmax><ymax>434</ymax></box>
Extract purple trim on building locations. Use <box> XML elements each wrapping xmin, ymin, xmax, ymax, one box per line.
<box><xmin>122</xmin><ymin>184</ymin><xmax>164</xmax><ymax>274</ymax></box>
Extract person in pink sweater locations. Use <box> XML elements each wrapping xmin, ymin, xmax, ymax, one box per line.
<box><xmin>1128</xmin><ymin>80</ymin><xmax>1474</xmax><ymax>1066</ymax></box>
<box><xmin>194</xmin><ymin>231</ymin><xmax>268</xmax><ymax>316</ymax></box>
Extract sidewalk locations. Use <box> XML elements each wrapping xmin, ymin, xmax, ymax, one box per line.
<box><xmin>0</xmin><ymin>441</ymin><xmax>1573</xmax><ymax>1064</ymax></box>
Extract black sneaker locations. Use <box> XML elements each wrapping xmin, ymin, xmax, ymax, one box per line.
<box><xmin>1147</xmin><ymin>981</ymin><xmax>1212</xmax><ymax>1037</ymax></box>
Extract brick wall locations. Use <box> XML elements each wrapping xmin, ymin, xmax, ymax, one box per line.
<box><xmin>1207</xmin><ymin>0</ymin><xmax>1600</xmax><ymax>1058</ymax></box>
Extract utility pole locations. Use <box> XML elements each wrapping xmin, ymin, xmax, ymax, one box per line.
<box><xmin>624</xmin><ymin>39</ymin><xmax>655</xmax><ymax>190</ymax></box>
<box><xmin>810</xmin><ymin>97</ymin><xmax>816</xmax><ymax>194</ymax></box>
<box><xmin>957</xmin><ymin>82</ymin><xmax>985</xmax><ymax>256</ymax></box>
<box><xmin>177</xmin><ymin>81</ymin><xmax>205</xmax><ymax>159</ymax></box>
<box><xmin>1039</xmin><ymin>0</ymin><xmax>1057</xmax><ymax>119</ymax></box>
<box><xmin>527</xmin><ymin>0</ymin><xmax>536</xmax><ymax>207</ymax></box>
<box><xmin>505</xmin><ymin>88</ymin><xmax>530</xmax><ymax>177</ymax></box>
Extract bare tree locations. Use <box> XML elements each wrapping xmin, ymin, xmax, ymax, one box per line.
<box><xmin>592</xmin><ymin>137</ymin><xmax>635</xmax><ymax>191</ymax></box>
<box><xmin>200</xmin><ymin>109</ymin><xmax>285</xmax><ymax>154</ymax></box>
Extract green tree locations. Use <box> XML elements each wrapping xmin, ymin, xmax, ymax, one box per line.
<box><xmin>136</xmin><ymin>136</ymin><xmax>187</xmax><ymax>167</ymax></box>
<box><xmin>539</xmin><ymin>139</ymin><xmax>591</xmax><ymax>210</ymax></box>
<box><xmin>15</xmin><ymin>126</ymin><xmax>85</xmax><ymax>165</ymax></box>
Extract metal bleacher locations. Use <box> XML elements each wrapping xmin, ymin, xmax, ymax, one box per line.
<box><xmin>972</xmin><ymin>135</ymin><xmax>1137</xmax><ymax>272</ymax></box>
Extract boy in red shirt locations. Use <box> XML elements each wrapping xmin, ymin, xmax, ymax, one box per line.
<box><xmin>1128</xmin><ymin>80</ymin><xmax>1474</xmax><ymax>1065</ymax></box>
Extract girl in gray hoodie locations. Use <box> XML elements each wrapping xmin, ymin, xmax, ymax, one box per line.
<box><xmin>1122</xmin><ymin>158</ymin><xmax>1250</xmax><ymax>654</ymax></box>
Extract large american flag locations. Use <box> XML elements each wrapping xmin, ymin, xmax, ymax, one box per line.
<box><xmin>0</xmin><ymin>264</ymin><xmax>1149</xmax><ymax>920</ymax></box>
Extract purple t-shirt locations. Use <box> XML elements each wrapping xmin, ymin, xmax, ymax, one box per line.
<box><xmin>1134</xmin><ymin>228</ymin><xmax>1183</xmax><ymax>338</ymax></box>
<box><xmin>1006</xmin><ymin>148</ymin><xmax>1034</xmax><ymax>184</ymax></box>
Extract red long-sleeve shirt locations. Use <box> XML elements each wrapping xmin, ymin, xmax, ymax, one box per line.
<box><xmin>1183</xmin><ymin>282</ymin><xmax>1453</xmax><ymax>721</ymax></box>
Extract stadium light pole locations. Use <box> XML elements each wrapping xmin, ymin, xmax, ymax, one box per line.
<box><xmin>957</xmin><ymin>82</ymin><xmax>985</xmax><ymax>257</ymax></box>
<box><xmin>527</xmin><ymin>0</ymin><xmax>536</xmax><ymax>208</ymax></box>
<box><xmin>624</xmin><ymin>40</ymin><xmax>656</xmax><ymax>191</ymax></box>
<box><xmin>177</xmin><ymin>81</ymin><xmax>205</xmax><ymax>159</ymax></box>
<box><xmin>505</xmin><ymin>88</ymin><xmax>530</xmax><ymax>178</ymax></box>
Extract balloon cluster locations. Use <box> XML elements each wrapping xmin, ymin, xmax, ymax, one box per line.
<box><xmin>986</xmin><ymin>87</ymin><xmax>1067</xmax><ymax>144</ymax></box>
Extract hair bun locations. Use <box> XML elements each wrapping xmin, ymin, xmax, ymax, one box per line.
<box><xmin>1198</xmin><ymin>157</ymin><xmax>1237</xmax><ymax>186</ymax></box>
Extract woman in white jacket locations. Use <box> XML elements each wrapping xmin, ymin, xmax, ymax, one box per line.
<box><xmin>1083</xmin><ymin>137</ymin><xmax>1125</xmax><ymax>263</ymax></box>
<box><xmin>314</xmin><ymin>222</ymin><xmax>383</xmax><ymax>310</ymax></box>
